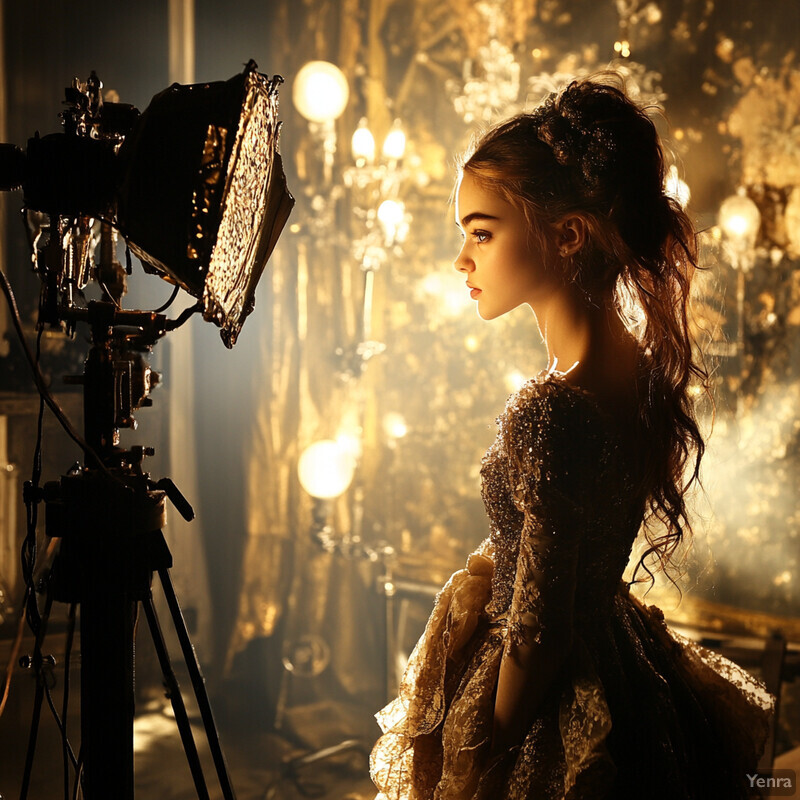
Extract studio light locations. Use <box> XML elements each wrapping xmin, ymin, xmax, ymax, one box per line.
<box><xmin>117</xmin><ymin>66</ymin><xmax>294</xmax><ymax>347</ymax></box>
<box><xmin>2</xmin><ymin>59</ymin><xmax>294</xmax><ymax>348</ymax></box>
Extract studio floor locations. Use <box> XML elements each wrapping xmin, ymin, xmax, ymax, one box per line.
<box><xmin>1</xmin><ymin>702</ymin><xmax>378</xmax><ymax>799</ymax></box>
<box><xmin>0</xmin><ymin>637</ymin><xmax>379</xmax><ymax>800</ymax></box>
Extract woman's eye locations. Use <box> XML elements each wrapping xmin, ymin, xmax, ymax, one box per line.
<box><xmin>473</xmin><ymin>230</ymin><xmax>490</xmax><ymax>243</ymax></box>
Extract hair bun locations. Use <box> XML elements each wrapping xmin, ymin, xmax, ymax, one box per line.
<box><xmin>532</xmin><ymin>82</ymin><xmax>622</xmax><ymax>195</ymax></box>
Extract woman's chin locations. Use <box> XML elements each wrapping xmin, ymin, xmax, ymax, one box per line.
<box><xmin>475</xmin><ymin>300</ymin><xmax>496</xmax><ymax>321</ymax></box>
<box><xmin>476</xmin><ymin>302</ymin><xmax>510</xmax><ymax>322</ymax></box>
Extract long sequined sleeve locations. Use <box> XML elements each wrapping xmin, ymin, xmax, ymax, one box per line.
<box><xmin>502</xmin><ymin>381</ymin><xmax>590</xmax><ymax>649</ymax></box>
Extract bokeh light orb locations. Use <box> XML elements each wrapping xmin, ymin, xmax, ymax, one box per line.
<box><xmin>297</xmin><ymin>439</ymin><xmax>356</xmax><ymax>499</ymax></box>
<box><xmin>383</xmin><ymin>412</ymin><xmax>408</xmax><ymax>440</ymax></box>
<box><xmin>719</xmin><ymin>192</ymin><xmax>761</xmax><ymax>245</ymax></box>
<box><xmin>665</xmin><ymin>165</ymin><xmax>691</xmax><ymax>210</ymax></box>
<box><xmin>377</xmin><ymin>199</ymin><xmax>405</xmax><ymax>228</ymax></box>
<box><xmin>351</xmin><ymin>118</ymin><xmax>375</xmax><ymax>163</ymax></box>
<box><xmin>292</xmin><ymin>61</ymin><xmax>349</xmax><ymax>123</ymax></box>
<box><xmin>382</xmin><ymin>122</ymin><xmax>407</xmax><ymax>160</ymax></box>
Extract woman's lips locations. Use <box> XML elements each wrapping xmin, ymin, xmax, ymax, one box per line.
<box><xmin>470</xmin><ymin>287</ymin><xmax>482</xmax><ymax>299</ymax></box>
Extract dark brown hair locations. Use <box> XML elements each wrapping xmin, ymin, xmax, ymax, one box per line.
<box><xmin>461</xmin><ymin>73</ymin><xmax>707</xmax><ymax>584</ymax></box>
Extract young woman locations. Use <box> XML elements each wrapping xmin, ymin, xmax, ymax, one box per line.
<box><xmin>370</xmin><ymin>75</ymin><xmax>774</xmax><ymax>799</ymax></box>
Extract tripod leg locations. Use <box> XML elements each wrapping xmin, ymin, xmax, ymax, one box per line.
<box><xmin>157</xmin><ymin>566</ymin><xmax>237</xmax><ymax>800</ymax></box>
<box><xmin>141</xmin><ymin>595</ymin><xmax>211</xmax><ymax>800</ymax></box>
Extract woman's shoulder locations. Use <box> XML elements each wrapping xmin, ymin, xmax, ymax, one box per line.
<box><xmin>499</xmin><ymin>366</ymin><xmax>641</xmax><ymax>465</ymax></box>
<box><xmin>502</xmin><ymin>368</ymin><xmax>604</xmax><ymax>426</ymax></box>
<box><xmin>495</xmin><ymin>371</ymin><xmax>600</xmax><ymax>464</ymax></box>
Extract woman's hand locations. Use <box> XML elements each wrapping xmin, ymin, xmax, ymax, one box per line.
<box><xmin>491</xmin><ymin>627</ymin><xmax>572</xmax><ymax>756</ymax></box>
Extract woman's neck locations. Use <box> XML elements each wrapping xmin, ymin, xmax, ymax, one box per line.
<box><xmin>530</xmin><ymin>286</ymin><xmax>638</xmax><ymax>397</ymax></box>
<box><xmin>532</xmin><ymin>287</ymin><xmax>594</xmax><ymax>372</ymax></box>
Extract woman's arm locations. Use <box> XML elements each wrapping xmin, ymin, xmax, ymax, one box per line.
<box><xmin>491</xmin><ymin>383</ymin><xmax>584</xmax><ymax>755</ymax></box>
<box><xmin>491</xmin><ymin>526</ymin><xmax>578</xmax><ymax>754</ymax></box>
<box><xmin>492</xmin><ymin>615</ymin><xmax>573</xmax><ymax>754</ymax></box>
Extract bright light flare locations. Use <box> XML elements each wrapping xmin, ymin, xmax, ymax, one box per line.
<box><xmin>351</xmin><ymin>118</ymin><xmax>375</xmax><ymax>164</ymax></box>
<box><xmin>382</xmin><ymin>121</ymin><xmax>406</xmax><ymax>160</ymax></box>
<box><xmin>377</xmin><ymin>199</ymin><xmax>407</xmax><ymax>244</ymax></box>
<box><xmin>292</xmin><ymin>61</ymin><xmax>349</xmax><ymax>123</ymax></box>
<box><xmin>719</xmin><ymin>192</ymin><xmax>761</xmax><ymax>246</ymax></box>
<box><xmin>665</xmin><ymin>165</ymin><xmax>691</xmax><ymax>209</ymax></box>
<box><xmin>505</xmin><ymin>369</ymin><xmax>528</xmax><ymax>393</ymax></box>
<box><xmin>298</xmin><ymin>439</ymin><xmax>356</xmax><ymax>499</ymax></box>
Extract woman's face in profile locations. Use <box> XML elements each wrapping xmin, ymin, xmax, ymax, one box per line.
<box><xmin>453</xmin><ymin>171</ymin><xmax>555</xmax><ymax>320</ymax></box>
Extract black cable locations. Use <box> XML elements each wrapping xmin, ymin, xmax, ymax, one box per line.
<box><xmin>43</xmin><ymin>679</ymin><xmax>78</xmax><ymax>769</ymax></box>
<box><xmin>97</xmin><ymin>278</ymin><xmax>122</xmax><ymax>309</ymax></box>
<box><xmin>19</xmin><ymin>574</ymin><xmax>79</xmax><ymax>798</ymax></box>
<box><xmin>0</xmin><ymin>266</ymin><xmax>122</xmax><ymax>484</ymax></box>
<box><xmin>21</xmin><ymin>330</ymin><xmax>45</xmax><ymax>638</ymax></box>
<box><xmin>19</xmin><ymin>583</ymin><xmax>54</xmax><ymax>800</ymax></box>
<box><xmin>19</xmin><ymin>665</ymin><xmax>45</xmax><ymax>800</ymax></box>
<box><xmin>165</xmin><ymin>301</ymin><xmax>202</xmax><ymax>331</ymax></box>
<box><xmin>72</xmin><ymin>748</ymin><xmax>84</xmax><ymax>800</ymax></box>
<box><xmin>62</xmin><ymin>602</ymin><xmax>77</xmax><ymax>800</ymax></box>
<box><xmin>152</xmin><ymin>283</ymin><xmax>180</xmax><ymax>314</ymax></box>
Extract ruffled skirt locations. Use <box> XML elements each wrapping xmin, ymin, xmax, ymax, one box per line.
<box><xmin>370</xmin><ymin>551</ymin><xmax>774</xmax><ymax>800</ymax></box>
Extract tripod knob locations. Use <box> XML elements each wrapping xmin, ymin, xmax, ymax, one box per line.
<box><xmin>156</xmin><ymin>477</ymin><xmax>195</xmax><ymax>521</ymax></box>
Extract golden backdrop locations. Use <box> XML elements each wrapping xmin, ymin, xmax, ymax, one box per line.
<box><xmin>227</xmin><ymin>0</ymin><xmax>800</xmax><ymax>727</ymax></box>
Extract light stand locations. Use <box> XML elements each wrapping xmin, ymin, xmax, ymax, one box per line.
<box><xmin>40</xmin><ymin>296</ymin><xmax>235</xmax><ymax>800</ymax></box>
<box><xmin>0</xmin><ymin>60</ymin><xmax>293</xmax><ymax>799</ymax></box>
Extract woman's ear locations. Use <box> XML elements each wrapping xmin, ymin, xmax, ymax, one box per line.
<box><xmin>554</xmin><ymin>214</ymin><xmax>587</xmax><ymax>256</ymax></box>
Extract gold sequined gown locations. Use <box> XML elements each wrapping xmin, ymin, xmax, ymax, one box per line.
<box><xmin>370</xmin><ymin>373</ymin><xmax>774</xmax><ymax>800</ymax></box>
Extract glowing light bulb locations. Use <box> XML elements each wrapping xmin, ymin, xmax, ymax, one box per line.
<box><xmin>292</xmin><ymin>61</ymin><xmax>349</xmax><ymax>123</ymax></box>
<box><xmin>665</xmin><ymin>165</ymin><xmax>691</xmax><ymax>209</ymax></box>
<box><xmin>719</xmin><ymin>191</ymin><xmax>761</xmax><ymax>247</ymax></box>
<box><xmin>378</xmin><ymin>200</ymin><xmax>408</xmax><ymax>246</ymax></box>
<box><xmin>382</xmin><ymin>121</ymin><xmax>406</xmax><ymax>160</ymax></box>
<box><xmin>377</xmin><ymin>199</ymin><xmax>406</xmax><ymax>244</ymax></box>
<box><xmin>377</xmin><ymin>199</ymin><xmax>404</xmax><ymax>227</ymax></box>
<box><xmin>351</xmin><ymin>118</ymin><xmax>375</xmax><ymax>164</ymax></box>
<box><xmin>297</xmin><ymin>439</ymin><xmax>356</xmax><ymax>499</ymax></box>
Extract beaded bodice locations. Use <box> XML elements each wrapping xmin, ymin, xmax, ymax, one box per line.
<box><xmin>480</xmin><ymin>372</ymin><xmax>644</xmax><ymax>644</ymax></box>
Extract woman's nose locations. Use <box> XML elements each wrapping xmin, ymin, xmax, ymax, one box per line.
<box><xmin>453</xmin><ymin>243</ymin><xmax>473</xmax><ymax>273</ymax></box>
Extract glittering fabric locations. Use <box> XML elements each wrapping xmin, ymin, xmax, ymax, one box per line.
<box><xmin>371</xmin><ymin>371</ymin><xmax>774</xmax><ymax>800</ymax></box>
